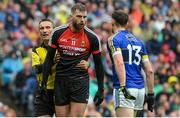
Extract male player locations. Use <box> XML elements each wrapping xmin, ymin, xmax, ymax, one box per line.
<box><xmin>42</xmin><ymin>3</ymin><xmax>104</xmax><ymax>117</ymax></box>
<box><xmin>107</xmin><ymin>10</ymin><xmax>154</xmax><ymax>117</ymax></box>
<box><xmin>32</xmin><ymin>19</ymin><xmax>89</xmax><ymax>116</ymax></box>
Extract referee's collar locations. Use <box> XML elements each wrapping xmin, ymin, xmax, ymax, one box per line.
<box><xmin>41</xmin><ymin>43</ymin><xmax>48</xmax><ymax>49</ymax></box>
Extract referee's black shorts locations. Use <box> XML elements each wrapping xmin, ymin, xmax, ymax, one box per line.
<box><xmin>34</xmin><ymin>89</ymin><xmax>55</xmax><ymax>117</ymax></box>
<box><xmin>54</xmin><ymin>77</ymin><xmax>89</xmax><ymax>106</ymax></box>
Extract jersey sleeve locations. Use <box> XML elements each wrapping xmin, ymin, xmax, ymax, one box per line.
<box><xmin>48</xmin><ymin>29</ymin><xmax>59</xmax><ymax>49</ymax></box>
<box><xmin>141</xmin><ymin>41</ymin><xmax>149</xmax><ymax>62</ymax></box>
<box><xmin>108</xmin><ymin>36</ymin><xmax>122</xmax><ymax>57</ymax></box>
<box><xmin>91</xmin><ymin>35</ymin><xmax>101</xmax><ymax>55</ymax></box>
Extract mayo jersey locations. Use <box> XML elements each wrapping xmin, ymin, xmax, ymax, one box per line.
<box><xmin>48</xmin><ymin>25</ymin><xmax>101</xmax><ymax>79</ymax></box>
<box><xmin>107</xmin><ymin>30</ymin><xmax>149</xmax><ymax>89</ymax></box>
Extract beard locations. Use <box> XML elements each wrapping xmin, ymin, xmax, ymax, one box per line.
<box><xmin>72</xmin><ymin>20</ymin><xmax>84</xmax><ymax>31</ymax></box>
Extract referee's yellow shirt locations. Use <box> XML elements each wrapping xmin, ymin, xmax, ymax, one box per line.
<box><xmin>32</xmin><ymin>44</ymin><xmax>56</xmax><ymax>89</ymax></box>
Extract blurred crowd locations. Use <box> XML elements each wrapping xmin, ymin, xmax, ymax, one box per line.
<box><xmin>0</xmin><ymin>0</ymin><xmax>179</xmax><ymax>117</ymax></box>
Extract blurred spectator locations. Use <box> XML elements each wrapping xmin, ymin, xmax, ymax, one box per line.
<box><xmin>0</xmin><ymin>21</ymin><xmax>9</xmax><ymax>41</ymax></box>
<box><xmin>0</xmin><ymin>102</ymin><xmax>16</xmax><ymax>117</ymax></box>
<box><xmin>175</xmin><ymin>42</ymin><xmax>180</xmax><ymax>62</ymax></box>
<box><xmin>157</xmin><ymin>0</ymin><xmax>168</xmax><ymax>16</ymax></box>
<box><xmin>54</xmin><ymin>4</ymin><xmax>69</xmax><ymax>25</ymax></box>
<box><xmin>1</xmin><ymin>50</ymin><xmax>23</xmax><ymax>93</ymax></box>
<box><xmin>146</xmin><ymin>31</ymin><xmax>161</xmax><ymax>56</ymax></box>
<box><xmin>154</xmin><ymin>75</ymin><xmax>163</xmax><ymax>96</ymax></box>
<box><xmin>84</xmin><ymin>104</ymin><xmax>102</xmax><ymax>117</ymax></box>
<box><xmin>0</xmin><ymin>2</ymin><xmax>6</xmax><ymax>23</ymax></box>
<box><xmin>152</xmin><ymin>15</ymin><xmax>165</xmax><ymax>32</ymax></box>
<box><xmin>96</xmin><ymin>100</ymin><xmax>112</xmax><ymax>117</ymax></box>
<box><xmin>11</xmin><ymin>57</ymin><xmax>37</xmax><ymax>114</ymax></box>
<box><xmin>0</xmin><ymin>41</ymin><xmax>4</xmax><ymax>63</ymax></box>
<box><xmin>131</xmin><ymin>0</ymin><xmax>143</xmax><ymax>25</ymax></box>
<box><xmin>162</xmin><ymin>33</ymin><xmax>177</xmax><ymax>52</ymax></box>
<box><xmin>156</xmin><ymin>105</ymin><xmax>167</xmax><ymax>117</ymax></box>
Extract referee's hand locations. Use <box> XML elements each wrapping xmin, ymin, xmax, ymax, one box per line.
<box><xmin>93</xmin><ymin>90</ymin><xmax>104</xmax><ymax>106</ymax></box>
<box><xmin>147</xmin><ymin>93</ymin><xmax>154</xmax><ymax>112</ymax></box>
<box><xmin>120</xmin><ymin>86</ymin><xmax>136</xmax><ymax>100</ymax></box>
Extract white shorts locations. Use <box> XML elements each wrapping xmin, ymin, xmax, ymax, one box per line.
<box><xmin>113</xmin><ymin>88</ymin><xmax>145</xmax><ymax>110</ymax></box>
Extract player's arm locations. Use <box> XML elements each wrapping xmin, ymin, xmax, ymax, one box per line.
<box><xmin>92</xmin><ymin>52</ymin><xmax>104</xmax><ymax>106</ymax></box>
<box><xmin>111</xmin><ymin>48</ymin><xmax>136</xmax><ymax>99</ymax></box>
<box><xmin>143</xmin><ymin>57</ymin><xmax>154</xmax><ymax>94</ymax></box>
<box><xmin>142</xmin><ymin>56</ymin><xmax>154</xmax><ymax>112</ymax></box>
<box><xmin>42</xmin><ymin>30</ymin><xmax>58</xmax><ymax>89</ymax></box>
<box><xmin>108</xmin><ymin>37</ymin><xmax>135</xmax><ymax>100</ymax></box>
<box><xmin>42</xmin><ymin>46</ymin><xmax>56</xmax><ymax>86</ymax></box>
<box><xmin>91</xmin><ymin>35</ymin><xmax>104</xmax><ymax>106</ymax></box>
<box><xmin>93</xmin><ymin>53</ymin><xmax>104</xmax><ymax>92</ymax></box>
<box><xmin>142</xmin><ymin>42</ymin><xmax>154</xmax><ymax>112</ymax></box>
<box><xmin>112</xmin><ymin>49</ymin><xmax>126</xmax><ymax>87</ymax></box>
<box><xmin>108</xmin><ymin>36</ymin><xmax>125</xmax><ymax>86</ymax></box>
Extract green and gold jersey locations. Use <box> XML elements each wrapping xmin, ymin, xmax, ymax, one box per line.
<box><xmin>32</xmin><ymin>44</ymin><xmax>56</xmax><ymax>89</ymax></box>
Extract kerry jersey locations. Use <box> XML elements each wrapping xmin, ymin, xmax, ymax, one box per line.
<box><xmin>107</xmin><ymin>30</ymin><xmax>149</xmax><ymax>89</ymax></box>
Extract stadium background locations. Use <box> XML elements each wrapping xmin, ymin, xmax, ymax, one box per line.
<box><xmin>0</xmin><ymin>0</ymin><xmax>179</xmax><ymax>117</ymax></box>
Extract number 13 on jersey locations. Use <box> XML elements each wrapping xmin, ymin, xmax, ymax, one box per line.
<box><xmin>127</xmin><ymin>44</ymin><xmax>141</xmax><ymax>65</ymax></box>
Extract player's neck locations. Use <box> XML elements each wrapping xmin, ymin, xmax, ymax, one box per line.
<box><xmin>116</xmin><ymin>26</ymin><xmax>126</xmax><ymax>32</ymax></box>
<box><xmin>114</xmin><ymin>27</ymin><xmax>126</xmax><ymax>33</ymax></box>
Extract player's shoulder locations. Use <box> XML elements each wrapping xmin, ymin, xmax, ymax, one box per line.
<box><xmin>127</xmin><ymin>32</ymin><xmax>144</xmax><ymax>45</ymax></box>
<box><xmin>84</xmin><ymin>26</ymin><xmax>99</xmax><ymax>40</ymax></box>
<box><xmin>52</xmin><ymin>24</ymin><xmax>69</xmax><ymax>34</ymax></box>
<box><xmin>134</xmin><ymin>35</ymin><xmax>145</xmax><ymax>45</ymax></box>
<box><xmin>107</xmin><ymin>32</ymin><xmax>119</xmax><ymax>43</ymax></box>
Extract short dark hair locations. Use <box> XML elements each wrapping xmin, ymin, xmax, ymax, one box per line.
<box><xmin>71</xmin><ymin>3</ymin><xmax>86</xmax><ymax>14</ymax></box>
<box><xmin>39</xmin><ymin>19</ymin><xmax>55</xmax><ymax>28</ymax></box>
<box><xmin>112</xmin><ymin>10</ymin><xmax>128</xmax><ymax>26</ymax></box>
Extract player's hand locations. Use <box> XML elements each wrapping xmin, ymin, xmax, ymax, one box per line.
<box><xmin>147</xmin><ymin>93</ymin><xmax>154</xmax><ymax>112</ymax></box>
<box><xmin>93</xmin><ymin>89</ymin><xmax>104</xmax><ymax>106</ymax></box>
<box><xmin>54</xmin><ymin>51</ymin><xmax>60</xmax><ymax>64</ymax></box>
<box><xmin>120</xmin><ymin>86</ymin><xmax>136</xmax><ymax>100</ymax></box>
<box><xmin>76</xmin><ymin>60</ymin><xmax>90</xmax><ymax>70</ymax></box>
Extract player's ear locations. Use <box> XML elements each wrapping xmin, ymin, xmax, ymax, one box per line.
<box><xmin>125</xmin><ymin>21</ymin><xmax>129</xmax><ymax>29</ymax></box>
<box><xmin>68</xmin><ymin>15</ymin><xmax>73</xmax><ymax>23</ymax></box>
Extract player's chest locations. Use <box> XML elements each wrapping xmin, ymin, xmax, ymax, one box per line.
<box><xmin>58</xmin><ymin>33</ymin><xmax>89</xmax><ymax>47</ymax></box>
<box><xmin>57</xmin><ymin>33</ymin><xmax>90</xmax><ymax>56</ymax></box>
<box><xmin>58</xmin><ymin>34</ymin><xmax>90</xmax><ymax>49</ymax></box>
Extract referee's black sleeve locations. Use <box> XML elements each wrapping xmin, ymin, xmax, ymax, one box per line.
<box><xmin>93</xmin><ymin>52</ymin><xmax>104</xmax><ymax>91</ymax></box>
<box><xmin>33</xmin><ymin>65</ymin><xmax>42</xmax><ymax>74</ymax></box>
<box><xmin>42</xmin><ymin>46</ymin><xmax>56</xmax><ymax>86</ymax></box>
